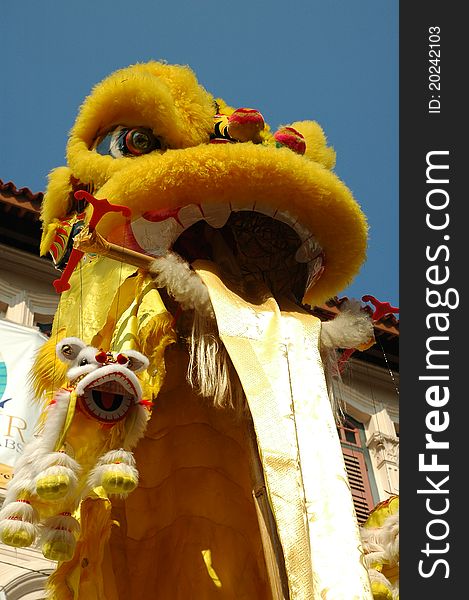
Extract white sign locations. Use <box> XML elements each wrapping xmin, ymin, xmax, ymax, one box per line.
<box><xmin>0</xmin><ymin>319</ymin><xmax>46</xmax><ymax>488</ymax></box>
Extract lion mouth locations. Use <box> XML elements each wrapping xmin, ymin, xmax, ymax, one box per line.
<box><xmin>79</xmin><ymin>373</ymin><xmax>138</xmax><ymax>423</ymax></box>
<box><xmin>125</xmin><ymin>202</ymin><xmax>324</xmax><ymax>302</ymax></box>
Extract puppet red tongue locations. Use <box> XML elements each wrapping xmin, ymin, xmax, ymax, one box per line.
<box><xmin>101</xmin><ymin>392</ymin><xmax>115</xmax><ymax>409</ymax></box>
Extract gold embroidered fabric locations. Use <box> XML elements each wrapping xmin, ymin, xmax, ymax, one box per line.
<box><xmin>53</xmin><ymin>258</ymin><xmax>175</xmax><ymax>399</ymax></box>
<box><xmin>194</xmin><ymin>260</ymin><xmax>372</xmax><ymax>600</ymax></box>
<box><xmin>51</xmin><ymin>256</ymin><xmax>138</xmax><ymax>345</ymax></box>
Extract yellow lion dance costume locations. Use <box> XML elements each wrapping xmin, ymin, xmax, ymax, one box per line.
<box><xmin>0</xmin><ymin>62</ymin><xmax>398</xmax><ymax>599</ymax></box>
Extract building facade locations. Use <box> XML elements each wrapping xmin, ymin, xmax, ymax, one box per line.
<box><xmin>0</xmin><ymin>183</ymin><xmax>59</xmax><ymax>596</ymax></box>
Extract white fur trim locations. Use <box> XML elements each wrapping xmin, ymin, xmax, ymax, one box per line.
<box><xmin>40</xmin><ymin>390</ymin><xmax>73</xmax><ymax>452</ymax></box>
<box><xmin>87</xmin><ymin>450</ymin><xmax>138</xmax><ymax>497</ymax></box>
<box><xmin>150</xmin><ymin>252</ymin><xmax>214</xmax><ymax>317</ymax></box>
<box><xmin>65</xmin><ymin>344</ymin><xmax>101</xmax><ymax>382</ymax></box>
<box><xmin>33</xmin><ymin>451</ymin><xmax>81</xmax><ymax>476</ymax></box>
<box><xmin>56</xmin><ymin>337</ymin><xmax>87</xmax><ymax>362</ymax></box>
<box><xmin>361</xmin><ymin>510</ymin><xmax>399</xmax><ymax>598</ymax></box>
<box><xmin>320</xmin><ymin>299</ymin><xmax>374</xmax><ymax>349</ymax></box>
<box><xmin>39</xmin><ymin>513</ymin><xmax>80</xmax><ymax>560</ymax></box>
<box><xmin>361</xmin><ymin>512</ymin><xmax>399</xmax><ymax>565</ymax></box>
<box><xmin>2</xmin><ymin>394</ymin><xmax>72</xmax><ymax>506</ymax></box>
<box><xmin>87</xmin><ymin>463</ymin><xmax>139</xmax><ymax>498</ymax></box>
<box><xmin>96</xmin><ymin>449</ymin><xmax>136</xmax><ymax>467</ymax></box>
<box><xmin>73</xmin><ymin>363</ymin><xmax>142</xmax><ymax>399</ymax></box>
<box><xmin>3</xmin><ymin>476</ymin><xmax>37</xmax><ymax>505</ymax></box>
<box><xmin>0</xmin><ymin>500</ymin><xmax>38</xmax><ymax>523</ymax></box>
<box><xmin>123</xmin><ymin>404</ymin><xmax>150</xmax><ymax>450</ymax></box>
<box><xmin>368</xmin><ymin>569</ymin><xmax>394</xmax><ymax>592</ymax></box>
<box><xmin>40</xmin><ymin>513</ymin><xmax>80</xmax><ymax>537</ymax></box>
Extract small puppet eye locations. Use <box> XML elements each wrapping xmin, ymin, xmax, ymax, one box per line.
<box><xmin>94</xmin><ymin>126</ymin><xmax>164</xmax><ymax>158</ymax></box>
<box><xmin>79</xmin><ymin>357</ymin><xmax>89</xmax><ymax>366</ymax></box>
<box><xmin>62</xmin><ymin>345</ymin><xmax>73</xmax><ymax>358</ymax></box>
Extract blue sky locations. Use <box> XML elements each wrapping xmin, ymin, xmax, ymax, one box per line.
<box><xmin>1</xmin><ymin>0</ymin><xmax>398</xmax><ymax>307</ymax></box>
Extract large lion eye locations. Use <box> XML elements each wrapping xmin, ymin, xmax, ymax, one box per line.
<box><xmin>94</xmin><ymin>126</ymin><xmax>164</xmax><ymax>158</ymax></box>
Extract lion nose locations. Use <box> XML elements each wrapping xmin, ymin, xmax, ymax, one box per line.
<box><xmin>95</xmin><ymin>351</ymin><xmax>108</xmax><ymax>364</ymax></box>
<box><xmin>116</xmin><ymin>353</ymin><xmax>128</xmax><ymax>365</ymax></box>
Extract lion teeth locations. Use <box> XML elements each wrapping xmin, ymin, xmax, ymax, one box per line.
<box><xmin>177</xmin><ymin>204</ymin><xmax>205</xmax><ymax>229</ymax></box>
<box><xmin>131</xmin><ymin>216</ymin><xmax>183</xmax><ymax>255</ymax></box>
<box><xmin>86</xmin><ymin>372</ymin><xmax>136</xmax><ymax>398</ymax></box>
<box><xmin>130</xmin><ymin>201</ymin><xmax>322</xmax><ymax>272</ymax></box>
<box><xmin>275</xmin><ymin>210</ymin><xmax>298</xmax><ymax>229</ymax></box>
<box><xmin>200</xmin><ymin>203</ymin><xmax>230</xmax><ymax>228</ymax></box>
<box><xmin>295</xmin><ymin>236</ymin><xmax>323</xmax><ymax>263</ymax></box>
<box><xmin>254</xmin><ymin>202</ymin><xmax>277</xmax><ymax>218</ymax></box>
<box><xmin>293</xmin><ymin>220</ymin><xmax>313</xmax><ymax>243</ymax></box>
<box><xmin>229</xmin><ymin>199</ymin><xmax>257</xmax><ymax>212</ymax></box>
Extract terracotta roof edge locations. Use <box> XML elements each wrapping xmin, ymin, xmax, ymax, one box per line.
<box><xmin>0</xmin><ymin>179</ymin><xmax>44</xmax><ymax>203</ymax></box>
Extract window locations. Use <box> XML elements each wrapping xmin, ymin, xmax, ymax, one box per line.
<box><xmin>33</xmin><ymin>313</ymin><xmax>54</xmax><ymax>337</ymax></box>
<box><xmin>338</xmin><ymin>416</ymin><xmax>376</xmax><ymax>524</ymax></box>
<box><xmin>337</xmin><ymin>419</ymin><xmax>360</xmax><ymax>446</ymax></box>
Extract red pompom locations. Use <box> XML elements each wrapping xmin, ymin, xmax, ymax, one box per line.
<box><xmin>116</xmin><ymin>353</ymin><xmax>128</xmax><ymax>365</ymax></box>
<box><xmin>95</xmin><ymin>351</ymin><xmax>108</xmax><ymax>364</ymax></box>
<box><xmin>273</xmin><ymin>126</ymin><xmax>306</xmax><ymax>155</ymax></box>
<box><xmin>139</xmin><ymin>399</ymin><xmax>155</xmax><ymax>408</ymax></box>
<box><xmin>227</xmin><ymin>108</ymin><xmax>265</xmax><ymax>143</ymax></box>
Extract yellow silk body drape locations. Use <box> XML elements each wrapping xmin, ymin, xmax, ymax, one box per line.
<box><xmin>195</xmin><ymin>261</ymin><xmax>373</xmax><ymax>600</ymax></box>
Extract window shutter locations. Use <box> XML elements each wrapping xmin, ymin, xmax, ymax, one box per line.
<box><xmin>341</xmin><ymin>445</ymin><xmax>375</xmax><ymax>524</ymax></box>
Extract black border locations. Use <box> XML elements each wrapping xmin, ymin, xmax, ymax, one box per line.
<box><xmin>400</xmin><ymin>3</ymin><xmax>465</xmax><ymax>594</ymax></box>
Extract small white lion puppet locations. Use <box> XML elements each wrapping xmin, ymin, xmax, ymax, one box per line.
<box><xmin>0</xmin><ymin>337</ymin><xmax>151</xmax><ymax>562</ymax></box>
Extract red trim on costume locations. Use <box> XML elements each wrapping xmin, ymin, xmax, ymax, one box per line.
<box><xmin>139</xmin><ymin>399</ymin><xmax>154</xmax><ymax>408</ymax></box>
<box><xmin>362</xmin><ymin>295</ymin><xmax>400</xmax><ymax>321</ymax></box>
